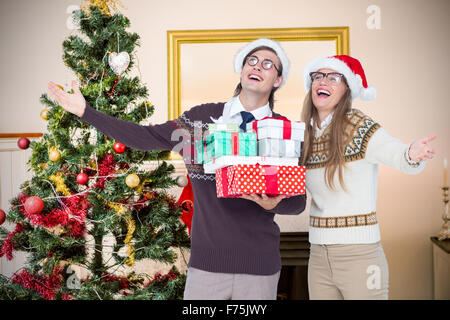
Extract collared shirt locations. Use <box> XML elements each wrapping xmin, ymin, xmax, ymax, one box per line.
<box><xmin>311</xmin><ymin>111</ymin><xmax>334</xmax><ymax>138</ymax></box>
<box><xmin>210</xmin><ymin>95</ymin><xmax>272</xmax><ymax>125</ymax></box>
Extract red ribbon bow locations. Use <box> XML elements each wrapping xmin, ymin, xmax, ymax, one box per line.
<box><xmin>251</xmin><ymin>116</ymin><xmax>292</xmax><ymax>140</ymax></box>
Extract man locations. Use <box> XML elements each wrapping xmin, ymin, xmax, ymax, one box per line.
<box><xmin>48</xmin><ymin>38</ymin><xmax>306</xmax><ymax>300</ymax></box>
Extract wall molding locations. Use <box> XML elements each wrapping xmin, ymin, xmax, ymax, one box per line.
<box><xmin>0</xmin><ymin>133</ymin><xmax>43</xmax><ymax>138</ymax></box>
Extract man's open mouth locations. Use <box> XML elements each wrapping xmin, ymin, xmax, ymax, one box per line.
<box><xmin>248</xmin><ymin>73</ymin><xmax>263</xmax><ymax>82</ymax></box>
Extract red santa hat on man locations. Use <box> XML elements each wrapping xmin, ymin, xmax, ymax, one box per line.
<box><xmin>234</xmin><ymin>38</ymin><xmax>290</xmax><ymax>88</ymax></box>
<box><xmin>303</xmin><ymin>55</ymin><xmax>376</xmax><ymax>101</ymax></box>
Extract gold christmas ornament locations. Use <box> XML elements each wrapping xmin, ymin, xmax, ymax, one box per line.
<box><xmin>48</xmin><ymin>147</ymin><xmax>61</xmax><ymax>162</ymax></box>
<box><xmin>125</xmin><ymin>173</ymin><xmax>140</xmax><ymax>188</ymax></box>
<box><xmin>40</xmin><ymin>108</ymin><xmax>49</xmax><ymax>120</ymax></box>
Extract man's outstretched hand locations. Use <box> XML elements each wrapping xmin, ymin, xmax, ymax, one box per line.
<box><xmin>47</xmin><ymin>80</ymin><xmax>86</xmax><ymax>118</ymax></box>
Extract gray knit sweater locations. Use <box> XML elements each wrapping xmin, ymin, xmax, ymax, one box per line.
<box><xmin>81</xmin><ymin>102</ymin><xmax>306</xmax><ymax>275</ymax></box>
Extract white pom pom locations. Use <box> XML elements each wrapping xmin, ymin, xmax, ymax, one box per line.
<box><xmin>360</xmin><ymin>85</ymin><xmax>377</xmax><ymax>101</ymax></box>
<box><xmin>176</xmin><ymin>175</ymin><xmax>188</xmax><ymax>187</ymax></box>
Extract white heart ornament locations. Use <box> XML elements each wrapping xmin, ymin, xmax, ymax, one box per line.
<box><xmin>108</xmin><ymin>52</ymin><xmax>130</xmax><ymax>75</ymax></box>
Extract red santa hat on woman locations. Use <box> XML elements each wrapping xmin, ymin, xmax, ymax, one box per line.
<box><xmin>303</xmin><ymin>55</ymin><xmax>376</xmax><ymax>101</ymax></box>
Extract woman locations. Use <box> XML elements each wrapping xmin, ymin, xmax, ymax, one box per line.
<box><xmin>300</xmin><ymin>55</ymin><xmax>436</xmax><ymax>300</ymax></box>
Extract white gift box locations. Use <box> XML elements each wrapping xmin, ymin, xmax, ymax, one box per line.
<box><xmin>258</xmin><ymin>138</ymin><xmax>301</xmax><ymax>158</ymax></box>
<box><xmin>246</xmin><ymin>118</ymin><xmax>305</xmax><ymax>141</ymax></box>
<box><xmin>203</xmin><ymin>155</ymin><xmax>299</xmax><ymax>174</ymax></box>
<box><xmin>207</xmin><ymin>123</ymin><xmax>240</xmax><ymax>133</ymax></box>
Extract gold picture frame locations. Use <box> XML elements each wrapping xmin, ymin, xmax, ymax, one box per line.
<box><xmin>167</xmin><ymin>26</ymin><xmax>350</xmax><ymax>120</ymax></box>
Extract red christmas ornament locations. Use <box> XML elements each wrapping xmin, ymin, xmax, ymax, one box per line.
<box><xmin>113</xmin><ymin>142</ymin><xmax>126</xmax><ymax>153</ymax></box>
<box><xmin>76</xmin><ymin>172</ymin><xmax>89</xmax><ymax>185</ymax></box>
<box><xmin>24</xmin><ymin>196</ymin><xmax>44</xmax><ymax>214</ymax></box>
<box><xmin>17</xmin><ymin>137</ymin><xmax>30</xmax><ymax>150</ymax></box>
<box><xmin>0</xmin><ymin>209</ymin><xmax>6</xmax><ymax>225</ymax></box>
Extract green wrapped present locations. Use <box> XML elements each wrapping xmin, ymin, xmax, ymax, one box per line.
<box><xmin>195</xmin><ymin>139</ymin><xmax>213</xmax><ymax>164</ymax></box>
<box><xmin>203</xmin><ymin>131</ymin><xmax>257</xmax><ymax>163</ymax></box>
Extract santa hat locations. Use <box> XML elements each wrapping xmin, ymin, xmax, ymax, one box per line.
<box><xmin>234</xmin><ymin>38</ymin><xmax>290</xmax><ymax>88</ymax></box>
<box><xmin>176</xmin><ymin>175</ymin><xmax>194</xmax><ymax>236</ymax></box>
<box><xmin>302</xmin><ymin>55</ymin><xmax>376</xmax><ymax>101</ymax></box>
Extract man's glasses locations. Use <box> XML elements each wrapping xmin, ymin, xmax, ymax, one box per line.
<box><xmin>310</xmin><ymin>72</ymin><xmax>344</xmax><ymax>84</ymax></box>
<box><xmin>246</xmin><ymin>56</ymin><xmax>279</xmax><ymax>72</ymax></box>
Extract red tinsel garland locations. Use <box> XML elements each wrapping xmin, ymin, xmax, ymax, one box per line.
<box><xmin>17</xmin><ymin>193</ymin><xmax>90</xmax><ymax>239</ymax></box>
<box><xmin>102</xmin><ymin>272</ymin><xmax>129</xmax><ymax>290</ymax></box>
<box><xmin>11</xmin><ymin>267</ymin><xmax>63</xmax><ymax>300</ymax></box>
<box><xmin>93</xmin><ymin>153</ymin><xmax>117</xmax><ymax>189</ymax></box>
<box><xmin>61</xmin><ymin>293</ymin><xmax>73</xmax><ymax>300</ymax></box>
<box><xmin>0</xmin><ymin>224</ymin><xmax>25</xmax><ymax>260</ymax></box>
<box><xmin>145</xmin><ymin>269</ymin><xmax>178</xmax><ymax>287</ymax></box>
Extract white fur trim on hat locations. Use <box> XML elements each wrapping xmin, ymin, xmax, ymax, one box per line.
<box><xmin>302</xmin><ymin>56</ymin><xmax>376</xmax><ymax>101</ymax></box>
<box><xmin>234</xmin><ymin>38</ymin><xmax>290</xmax><ymax>88</ymax></box>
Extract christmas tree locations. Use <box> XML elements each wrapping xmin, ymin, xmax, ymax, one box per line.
<box><xmin>0</xmin><ymin>1</ymin><xmax>190</xmax><ymax>300</ymax></box>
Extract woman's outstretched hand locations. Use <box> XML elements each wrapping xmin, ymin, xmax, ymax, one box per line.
<box><xmin>240</xmin><ymin>193</ymin><xmax>286</xmax><ymax>211</ymax></box>
<box><xmin>47</xmin><ymin>80</ymin><xmax>86</xmax><ymax>118</ymax></box>
<box><xmin>409</xmin><ymin>134</ymin><xmax>437</xmax><ymax>162</ymax></box>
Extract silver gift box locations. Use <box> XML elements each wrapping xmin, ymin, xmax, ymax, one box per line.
<box><xmin>257</xmin><ymin>138</ymin><xmax>301</xmax><ymax>157</ymax></box>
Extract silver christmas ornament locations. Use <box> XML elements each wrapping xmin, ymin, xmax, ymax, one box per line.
<box><xmin>108</xmin><ymin>52</ymin><xmax>130</xmax><ymax>76</ymax></box>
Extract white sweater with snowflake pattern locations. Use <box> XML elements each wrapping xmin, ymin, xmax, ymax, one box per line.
<box><xmin>306</xmin><ymin>109</ymin><xmax>425</xmax><ymax>245</ymax></box>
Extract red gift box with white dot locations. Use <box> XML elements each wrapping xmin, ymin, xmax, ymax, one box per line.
<box><xmin>216</xmin><ymin>164</ymin><xmax>306</xmax><ymax>198</ymax></box>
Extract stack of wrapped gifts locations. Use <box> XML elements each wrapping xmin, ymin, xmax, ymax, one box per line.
<box><xmin>196</xmin><ymin>117</ymin><xmax>306</xmax><ymax>198</ymax></box>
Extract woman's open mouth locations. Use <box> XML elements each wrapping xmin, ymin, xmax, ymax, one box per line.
<box><xmin>317</xmin><ymin>89</ymin><xmax>331</xmax><ymax>99</ymax></box>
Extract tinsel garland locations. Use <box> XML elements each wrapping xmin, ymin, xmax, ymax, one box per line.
<box><xmin>107</xmin><ymin>202</ymin><xmax>126</xmax><ymax>215</ymax></box>
<box><xmin>0</xmin><ymin>224</ymin><xmax>25</xmax><ymax>260</ymax></box>
<box><xmin>81</xmin><ymin>0</ymin><xmax>124</xmax><ymax>15</ymax></box>
<box><xmin>146</xmin><ymin>269</ymin><xmax>178</xmax><ymax>286</ymax></box>
<box><xmin>124</xmin><ymin>215</ymin><xmax>135</xmax><ymax>267</ymax></box>
<box><xmin>17</xmin><ymin>193</ymin><xmax>89</xmax><ymax>238</ymax></box>
<box><xmin>93</xmin><ymin>153</ymin><xmax>116</xmax><ymax>189</ymax></box>
<box><xmin>63</xmin><ymin>194</ymin><xmax>90</xmax><ymax>238</ymax></box>
<box><xmin>11</xmin><ymin>267</ymin><xmax>64</xmax><ymax>300</ymax></box>
<box><xmin>107</xmin><ymin>202</ymin><xmax>135</xmax><ymax>266</ymax></box>
<box><xmin>49</xmin><ymin>172</ymin><xmax>71</xmax><ymax>197</ymax></box>
<box><xmin>102</xmin><ymin>272</ymin><xmax>130</xmax><ymax>290</ymax></box>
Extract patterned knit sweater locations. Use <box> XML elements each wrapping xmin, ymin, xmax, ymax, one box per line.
<box><xmin>80</xmin><ymin>102</ymin><xmax>307</xmax><ymax>275</ymax></box>
<box><xmin>306</xmin><ymin>108</ymin><xmax>425</xmax><ymax>245</ymax></box>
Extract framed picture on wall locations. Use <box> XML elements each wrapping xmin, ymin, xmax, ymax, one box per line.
<box><xmin>167</xmin><ymin>27</ymin><xmax>350</xmax><ymax>123</ymax></box>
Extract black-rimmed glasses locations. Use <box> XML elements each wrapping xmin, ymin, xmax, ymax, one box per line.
<box><xmin>246</xmin><ymin>56</ymin><xmax>279</xmax><ymax>72</ymax></box>
<box><xmin>310</xmin><ymin>72</ymin><xmax>344</xmax><ymax>84</ymax></box>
